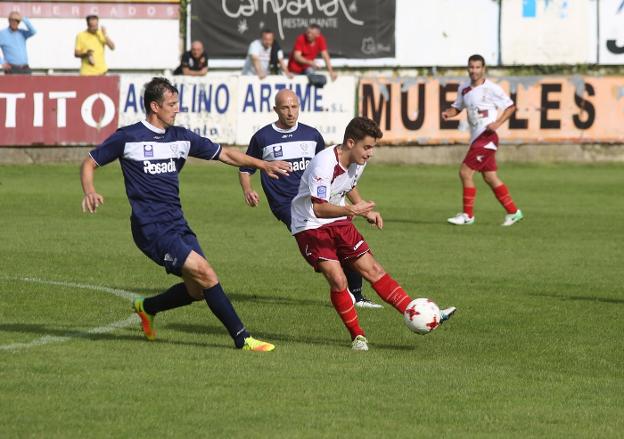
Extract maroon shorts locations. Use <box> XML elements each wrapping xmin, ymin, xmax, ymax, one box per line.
<box><xmin>294</xmin><ymin>221</ymin><xmax>371</xmax><ymax>271</ymax></box>
<box><xmin>463</xmin><ymin>130</ymin><xmax>499</xmax><ymax>172</ymax></box>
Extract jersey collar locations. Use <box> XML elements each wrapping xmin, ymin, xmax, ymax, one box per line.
<box><xmin>141</xmin><ymin>119</ymin><xmax>166</xmax><ymax>134</ymax></box>
<box><xmin>271</xmin><ymin>122</ymin><xmax>299</xmax><ymax>133</ymax></box>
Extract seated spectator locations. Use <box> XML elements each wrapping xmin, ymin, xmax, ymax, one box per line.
<box><xmin>242</xmin><ymin>29</ymin><xmax>291</xmax><ymax>79</ymax></box>
<box><xmin>0</xmin><ymin>11</ymin><xmax>36</xmax><ymax>75</ymax></box>
<box><xmin>173</xmin><ymin>40</ymin><xmax>208</xmax><ymax>76</ymax></box>
<box><xmin>74</xmin><ymin>15</ymin><xmax>115</xmax><ymax>76</ymax></box>
<box><xmin>287</xmin><ymin>24</ymin><xmax>337</xmax><ymax>87</ymax></box>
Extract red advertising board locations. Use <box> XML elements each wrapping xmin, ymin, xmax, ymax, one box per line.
<box><xmin>0</xmin><ymin>75</ymin><xmax>119</xmax><ymax>146</ymax></box>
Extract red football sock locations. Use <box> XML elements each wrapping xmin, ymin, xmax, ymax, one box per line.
<box><xmin>372</xmin><ymin>274</ymin><xmax>412</xmax><ymax>314</ymax></box>
<box><xmin>493</xmin><ymin>184</ymin><xmax>517</xmax><ymax>214</ymax></box>
<box><xmin>463</xmin><ymin>187</ymin><xmax>477</xmax><ymax>217</ymax></box>
<box><xmin>330</xmin><ymin>289</ymin><xmax>365</xmax><ymax>340</ymax></box>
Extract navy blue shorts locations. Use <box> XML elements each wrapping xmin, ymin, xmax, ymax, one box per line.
<box><xmin>131</xmin><ymin>219</ymin><xmax>204</xmax><ymax>277</ymax></box>
<box><xmin>271</xmin><ymin>206</ymin><xmax>292</xmax><ymax>231</ymax></box>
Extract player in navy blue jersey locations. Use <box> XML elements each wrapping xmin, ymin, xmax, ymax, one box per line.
<box><xmin>80</xmin><ymin>77</ymin><xmax>291</xmax><ymax>351</ymax></box>
<box><xmin>238</xmin><ymin>89</ymin><xmax>382</xmax><ymax>308</ymax></box>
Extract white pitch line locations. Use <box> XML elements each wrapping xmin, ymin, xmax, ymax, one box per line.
<box><xmin>19</xmin><ymin>277</ymin><xmax>139</xmax><ymax>301</ymax></box>
<box><xmin>0</xmin><ymin>277</ymin><xmax>141</xmax><ymax>352</ymax></box>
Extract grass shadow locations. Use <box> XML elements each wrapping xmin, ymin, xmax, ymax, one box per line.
<box><xmin>527</xmin><ymin>293</ymin><xmax>624</xmax><ymax>305</ymax></box>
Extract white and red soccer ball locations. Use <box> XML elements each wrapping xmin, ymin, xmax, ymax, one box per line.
<box><xmin>403</xmin><ymin>298</ymin><xmax>441</xmax><ymax>335</ymax></box>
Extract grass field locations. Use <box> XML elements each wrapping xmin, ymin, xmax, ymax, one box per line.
<box><xmin>0</xmin><ymin>162</ymin><xmax>622</xmax><ymax>438</ymax></box>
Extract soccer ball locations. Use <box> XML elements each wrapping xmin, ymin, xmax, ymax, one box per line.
<box><xmin>403</xmin><ymin>298</ymin><xmax>441</xmax><ymax>335</ymax></box>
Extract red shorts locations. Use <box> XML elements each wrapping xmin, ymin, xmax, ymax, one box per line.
<box><xmin>294</xmin><ymin>221</ymin><xmax>371</xmax><ymax>271</ymax></box>
<box><xmin>463</xmin><ymin>130</ymin><xmax>499</xmax><ymax>172</ymax></box>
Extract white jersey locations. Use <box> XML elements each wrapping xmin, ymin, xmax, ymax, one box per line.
<box><xmin>290</xmin><ymin>145</ymin><xmax>366</xmax><ymax>235</ymax></box>
<box><xmin>452</xmin><ymin>79</ymin><xmax>513</xmax><ymax>147</ymax></box>
<box><xmin>242</xmin><ymin>39</ymin><xmax>284</xmax><ymax>76</ymax></box>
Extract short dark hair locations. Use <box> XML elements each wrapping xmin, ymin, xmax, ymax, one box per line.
<box><xmin>261</xmin><ymin>28</ymin><xmax>274</xmax><ymax>35</ymax></box>
<box><xmin>308</xmin><ymin>23</ymin><xmax>321</xmax><ymax>31</ymax></box>
<box><xmin>144</xmin><ymin>77</ymin><xmax>178</xmax><ymax>115</ymax></box>
<box><xmin>343</xmin><ymin>117</ymin><xmax>383</xmax><ymax>144</ymax></box>
<box><xmin>86</xmin><ymin>15</ymin><xmax>98</xmax><ymax>24</ymax></box>
<box><xmin>468</xmin><ymin>54</ymin><xmax>485</xmax><ymax>66</ymax></box>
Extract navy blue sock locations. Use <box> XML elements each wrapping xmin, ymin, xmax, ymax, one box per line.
<box><xmin>143</xmin><ymin>282</ymin><xmax>195</xmax><ymax>315</ymax></box>
<box><xmin>345</xmin><ymin>268</ymin><xmax>364</xmax><ymax>301</ymax></box>
<box><xmin>203</xmin><ymin>283</ymin><xmax>249</xmax><ymax>348</ymax></box>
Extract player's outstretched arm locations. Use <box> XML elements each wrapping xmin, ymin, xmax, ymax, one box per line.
<box><xmin>441</xmin><ymin>106</ymin><xmax>461</xmax><ymax>120</ymax></box>
<box><xmin>219</xmin><ymin>147</ymin><xmax>291</xmax><ymax>179</ymax></box>
<box><xmin>80</xmin><ymin>156</ymin><xmax>104</xmax><ymax>213</ymax></box>
<box><xmin>238</xmin><ymin>172</ymin><xmax>260</xmax><ymax>207</ymax></box>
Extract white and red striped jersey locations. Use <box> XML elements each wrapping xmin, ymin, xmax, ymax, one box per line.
<box><xmin>290</xmin><ymin>145</ymin><xmax>366</xmax><ymax>235</ymax></box>
<box><xmin>452</xmin><ymin>79</ymin><xmax>514</xmax><ymax>147</ymax></box>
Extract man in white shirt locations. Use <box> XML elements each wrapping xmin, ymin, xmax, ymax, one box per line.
<box><xmin>291</xmin><ymin>117</ymin><xmax>456</xmax><ymax>351</ymax></box>
<box><xmin>242</xmin><ymin>29</ymin><xmax>291</xmax><ymax>79</ymax></box>
<box><xmin>442</xmin><ymin>54</ymin><xmax>523</xmax><ymax>227</ymax></box>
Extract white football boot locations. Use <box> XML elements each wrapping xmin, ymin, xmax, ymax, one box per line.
<box><xmin>447</xmin><ymin>213</ymin><xmax>475</xmax><ymax>225</ymax></box>
<box><xmin>440</xmin><ymin>307</ymin><xmax>457</xmax><ymax>323</ymax></box>
<box><xmin>351</xmin><ymin>335</ymin><xmax>369</xmax><ymax>351</ymax></box>
<box><xmin>502</xmin><ymin>210</ymin><xmax>524</xmax><ymax>226</ymax></box>
<box><xmin>355</xmin><ymin>297</ymin><xmax>383</xmax><ymax>309</ymax></box>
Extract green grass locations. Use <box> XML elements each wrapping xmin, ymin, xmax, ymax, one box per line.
<box><xmin>0</xmin><ymin>162</ymin><xmax>622</xmax><ymax>438</ymax></box>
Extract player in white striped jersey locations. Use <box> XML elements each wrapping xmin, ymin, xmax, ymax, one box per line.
<box><xmin>291</xmin><ymin>117</ymin><xmax>456</xmax><ymax>350</ymax></box>
<box><xmin>442</xmin><ymin>54</ymin><xmax>523</xmax><ymax>227</ymax></box>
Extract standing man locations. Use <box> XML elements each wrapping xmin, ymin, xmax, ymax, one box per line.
<box><xmin>74</xmin><ymin>15</ymin><xmax>115</xmax><ymax>76</ymax></box>
<box><xmin>442</xmin><ymin>54</ymin><xmax>523</xmax><ymax>226</ymax></box>
<box><xmin>290</xmin><ymin>117</ymin><xmax>456</xmax><ymax>350</ymax></box>
<box><xmin>239</xmin><ymin>89</ymin><xmax>381</xmax><ymax>308</ymax></box>
<box><xmin>80</xmin><ymin>77</ymin><xmax>291</xmax><ymax>351</ymax></box>
<box><xmin>0</xmin><ymin>11</ymin><xmax>36</xmax><ymax>74</ymax></box>
<box><xmin>242</xmin><ymin>29</ymin><xmax>291</xmax><ymax>79</ymax></box>
<box><xmin>173</xmin><ymin>40</ymin><xmax>208</xmax><ymax>76</ymax></box>
<box><xmin>287</xmin><ymin>24</ymin><xmax>337</xmax><ymax>86</ymax></box>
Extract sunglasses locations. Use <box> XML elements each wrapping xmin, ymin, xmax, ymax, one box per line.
<box><xmin>9</xmin><ymin>18</ymin><xmax>21</xmax><ymax>23</ymax></box>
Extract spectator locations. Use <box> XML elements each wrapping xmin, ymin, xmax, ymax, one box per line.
<box><xmin>173</xmin><ymin>40</ymin><xmax>208</xmax><ymax>76</ymax></box>
<box><xmin>287</xmin><ymin>24</ymin><xmax>337</xmax><ymax>87</ymax></box>
<box><xmin>242</xmin><ymin>29</ymin><xmax>291</xmax><ymax>79</ymax></box>
<box><xmin>74</xmin><ymin>15</ymin><xmax>115</xmax><ymax>76</ymax></box>
<box><xmin>0</xmin><ymin>11</ymin><xmax>36</xmax><ymax>75</ymax></box>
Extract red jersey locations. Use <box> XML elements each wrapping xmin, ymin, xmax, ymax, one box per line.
<box><xmin>287</xmin><ymin>33</ymin><xmax>327</xmax><ymax>74</ymax></box>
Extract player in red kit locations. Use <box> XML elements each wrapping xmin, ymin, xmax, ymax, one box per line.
<box><xmin>442</xmin><ymin>54</ymin><xmax>523</xmax><ymax>226</ymax></box>
<box><xmin>290</xmin><ymin>117</ymin><xmax>456</xmax><ymax>350</ymax></box>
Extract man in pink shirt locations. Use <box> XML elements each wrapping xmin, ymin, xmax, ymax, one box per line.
<box><xmin>287</xmin><ymin>24</ymin><xmax>337</xmax><ymax>86</ymax></box>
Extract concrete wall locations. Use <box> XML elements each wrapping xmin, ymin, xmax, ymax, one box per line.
<box><xmin>2</xmin><ymin>144</ymin><xmax>623</xmax><ymax>165</ymax></box>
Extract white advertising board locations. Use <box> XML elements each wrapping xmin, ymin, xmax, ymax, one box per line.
<box><xmin>234</xmin><ymin>75</ymin><xmax>356</xmax><ymax>145</ymax></box>
<box><xmin>395</xmin><ymin>0</ymin><xmax>499</xmax><ymax>66</ymax></box>
<box><xmin>599</xmin><ymin>0</ymin><xmax>624</xmax><ymax>64</ymax></box>
<box><xmin>117</xmin><ymin>74</ymin><xmax>356</xmax><ymax>146</ymax></box>
<box><xmin>118</xmin><ymin>74</ymin><xmax>239</xmax><ymax>144</ymax></box>
<box><xmin>501</xmin><ymin>0</ymin><xmax>597</xmax><ymax>65</ymax></box>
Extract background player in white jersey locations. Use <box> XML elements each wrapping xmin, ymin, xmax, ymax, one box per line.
<box><xmin>239</xmin><ymin>89</ymin><xmax>382</xmax><ymax>308</ymax></box>
<box><xmin>442</xmin><ymin>54</ymin><xmax>523</xmax><ymax>227</ymax></box>
<box><xmin>80</xmin><ymin>77</ymin><xmax>292</xmax><ymax>351</ymax></box>
<box><xmin>290</xmin><ymin>117</ymin><xmax>456</xmax><ymax>350</ymax></box>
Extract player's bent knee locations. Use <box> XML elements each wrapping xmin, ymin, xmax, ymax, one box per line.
<box><xmin>354</xmin><ymin>260</ymin><xmax>385</xmax><ymax>284</ymax></box>
<box><xmin>194</xmin><ymin>270</ymin><xmax>219</xmax><ymax>289</ymax></box>
<box><xmin>330</xmin><ymin>278</ymin><xmax>348</xmax><ymax>292</ymax></box>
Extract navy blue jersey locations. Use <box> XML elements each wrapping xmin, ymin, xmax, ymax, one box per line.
<box><xmin>89</xmin><ymin>120</ymin><xmax>221</xmax><ymax>226</ymax></box>
<box><xmin>240</xmin><ymin>122</ymin><xmax>325</xmax><ymax>214</ymax></box>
